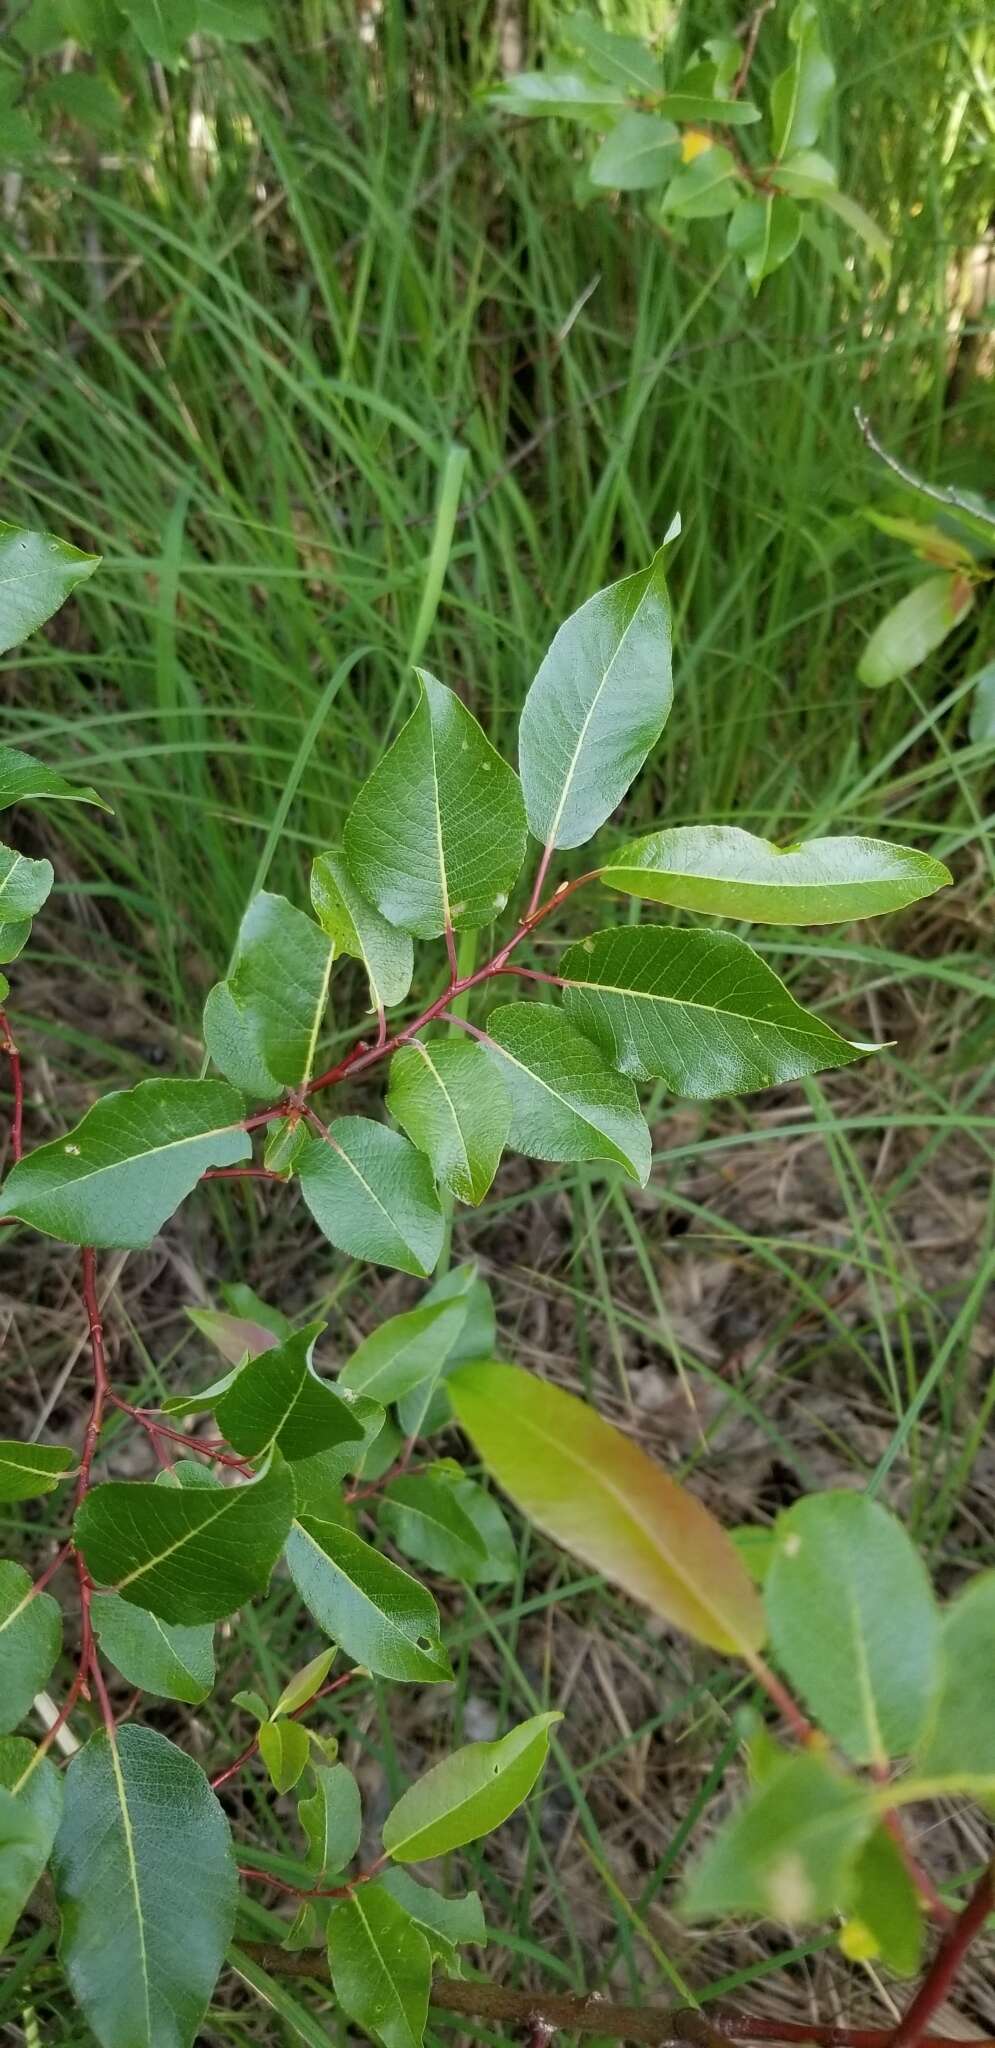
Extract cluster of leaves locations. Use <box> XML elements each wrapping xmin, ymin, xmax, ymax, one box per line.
<box><xmin>0</xmin><ymin>0</ymin><xmax>268</xmax><ymax>159</ymax></box>
<box><xmin>0</xmin><ymin>518</ymin><xmax>978</xmax><ymax>2048</ymax></box>
<box><xmin>853</xmin><ymin>448</ymin><xmax>995</xmax><ymax>735</ymax></box>
<box><xmin>487</xmin><ymin>6</ymin><xmax>888</xmax><ymax>290</ymax></box>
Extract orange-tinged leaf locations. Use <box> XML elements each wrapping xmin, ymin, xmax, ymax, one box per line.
<box><xmin>449</xmin><ymin>1363</ymin><xmax>765</xmax><ymax>1656</ymax></box>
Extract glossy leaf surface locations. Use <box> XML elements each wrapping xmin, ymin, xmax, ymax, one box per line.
<box><xmin>91</xmin><ymin>1592</ymin><xmax>215</xmax><ymax>1706</ymax></box>
<box><xmin>764</xmin><ymin>1492</ymin><xmax>941</xmax><ymax>1763</ymax></box>
<box><xmin>0</xmin><ymin>1438</ymin><xmax>74</xmax><ymax>1501</ymax></box>
<box><xmin>518</xmin><ymin>549</ymin><xmax>674</xmax><ymax>849</ymax></box>
<box><xmin>298</xmin><ymin>1118</ymin><xmax>444</xmax><ymax>1277</ymax></box>
<box><xmin>727</xmin><ymin>195</ymin><xmax>801</xmax><ymax>287</ymax></box>
<box><xmin>600</xmin><ymin>825</ymin><xmax>952</xmax><ymax>923</ymax></box>
<box><xmin>0</xmin><ymin>1735</ymin><xmax>63</xmax><ymax>1948</ymax></box>
<box><xmin>659</xmin><ymin>146</ymin><xmax>738</xmax><ymax>218</ymax></box>
<box><xmin>386</xmin><ymin>1039</ymin><xmax>510</xmax><ymax>1204</ymax></box>
<box><xmin>450</xmin><ymin>1363</ymin><xmax>765</xmax><ymax>1655</ymax></box>
<box><xmin>0</xmin><ymin>844</ymin><xmax>53</xmax><ymax>923</ymax></box>
<box><xmin>383</xmin><ymin>1712</ymin><xmax>560</xmax><ymax>1861</ymax></box>
<box><xmin>214</xmin><ymin>1321</ymin><xmax>363</xmax><ymax>1462</ymax></box>
<box><xmin>52</xmin><ymin>1725</ymin><xmax>236</xmax><ymax>2048</ymax></box>
<box><xmin>340</xmin><ymin>1298</ymin><xmax>469</xmax><ymax>1406</ymax></box>
<box><xmin>326</xmin><ymin>1885</ymin><xmax>431</xmax><ymax>2048</ymax></box>
<box><xmin>203</xmin><ymin>892</ymin><xmax>334</xmax><ymax>1099</ymax></box>
<box><xmin>0</xmin><ymin>521</ymin><xmax>100</xmax><ymax>655</ymax></box>
<box><xmin>0</xmin><ymin>1561</ymin><xmax>62</xmax><ymax>1733</ymax></box>
<box><xmin>769</xmin><ymin>0</ymin><xmax>835</xmax><ymax>158</ymax></box>
<box><xmin>311</xmin><ymin>846</ymin><xmax>413</xmax><ymax>1011</ymax></box>
<box><xmin>485</xmin><ymin>1003</ymin><xmax>651</xmax><ymax>1183</ymax></box>
<box><xmin>379</xmin><ymin>1473</ymin><xmax>489</xmax><ymax>1580</ymax></box>
<box><xmin>300</xmin><ymin>1762</ymin><xmax>362</xmax><ymax>1878</ymax></box>
<box><xmin>344</xmin><ymin>671</ymin><xmax>526</xmax><ymax>938</ymax></box>
<box><xmin>259</xmin><ymin>1718</ymin><xmax>310</xmax><ymax>1795</ymax></box>
<box><xmin>0</xmin><ymin>1079</ymin><xmax>251</xmax><ymax>1248</ymax></box>
<box><xmin>559</xmin><ymin>928</ymin><xmax>871</xmax><ymax>1097</ymax></box>
<box><xmin>285</xmin><ymin>1514</ymin><xmax>452</xmax><ymax>1683</ymax></box>
<box><xmin>75</xmin><ymin>1460</ymin><xmax>295</xmax><ymax>1624</ymax></box>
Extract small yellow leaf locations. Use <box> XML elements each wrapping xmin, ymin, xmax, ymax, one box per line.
<box><xmin>839</xmin><ymin>1918</ymin><xmax>880</xmax><ymax>1962</ymax></box>
<box><xmin>681</xmin><ymin>128</ymin><xmax>712</xmax><ymax>163</ymax></box>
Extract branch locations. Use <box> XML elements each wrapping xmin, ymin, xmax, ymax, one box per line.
<box><xmin>891</xmin><ymin>1861</ymin><xmax>995</xmax><ymax>2048</ymax></box>
<box><xmin>854</xmin><ymin>411</ymin><xmax>995</xmax><ymax>536</ymax></box>
<box><xmin>232</xmin><ymin>1953</ymin><xmax>993</xmax><ymax>2048</ymax></box>
<box><xmin>0</xmin><ymin>1006</ymin><xmax>24</xmax><ymax>1162</ymax></box>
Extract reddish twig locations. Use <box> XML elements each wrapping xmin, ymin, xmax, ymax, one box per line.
<box><xmin>730</xmin><ymin>0</ymin><xmax>776</xmax><ymax>98</ymax></box>
<box><xmin>890</xmin><ymin>1861</ymin><xmax>995</xmax><ymax>2048</ymax></box>
<box><xmin>0</xmin><ymin>1008</ymin><xmax>24</xmax><ymax>1162</ymax></box>
<box><xmin>210</xmin><ymin>1669</ymin><xmax>364</xmax><ymax>1791</ymax></box>
<box><xmin>106</xmin><ymin>1393</ymin><xmax>252</xmax><ymax>1473</ymax></box>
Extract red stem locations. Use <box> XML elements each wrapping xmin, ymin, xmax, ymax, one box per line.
<box><xmin>890</xmin><ymin>1862</ymin><xmax>995</xmax><ymax>2048</ymax></box>
<box><xmin>210</xmin><ymin>1669</ymin><xmax>363</xmax><ymax>1790</ymax></box>
<box><xmin>0</xmin><ymin>1007</ymin><xmax>24</xmax><ymax>1161</ymax></box>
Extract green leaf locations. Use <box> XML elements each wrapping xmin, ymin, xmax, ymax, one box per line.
<box><xmin>340</xmin><ymin>1297</ymin><xmax>469</xmax><ymax>1407</ymax></box>
<box><xmin>91</xmin><ymin>1592</ymin><xmax>215</xmax><ymax>1705</ymax></box>
<box><xmin>0</xmin><ymin>1735</ymin><xmax>63</xmax><ymax>1948</ymax></box>
<box><xmin>730</xmin><ymin>1526</ymin><xmax>776</xmax><ymax>1587</ymax></box>
<box><xmin>290</xmin><ymin>1404</ymin><xmax>386</xmax><ymax>1511</ymax></box>
<box><xmin>298</xmin><ymin>1118</ymin><xmax>444</xmax><ymax>1277</ymax></box>
<box><xmin>299</xmin><ymin>1762</ymin><xmax>361</xmax><ymax>1878</ymax></box>
<box><xmin>418</xmin><ymin>1262</ymin><xmax>497</xmax><ymax>1369</ymax></box>
<box><xmin>221</xmin><ymin>1283</ymin><xmax>293</xmax><ymax>1340</ymax></box>
<box><xmin>915</xmin><ymin>1572</ymin><xmax>995</xmax><ymax>1791</ymax></box>
<box><xmin>0</xmin><ymin>743</ymin><xmax>108</xmax><ymax>813</ymax></box>
<box><xmin>38</xmin><ymin>71</ymin><xmax>122</xmax><ymax>136</ymax></box>
<box><xmin>561</xmin><ymin>13</ymin><xmax>660</xmax><ymax>92</ymax></box>
<box><xmin>0</xmin><ymin>1439</ymin><xmax>74</xmax><ymax>1502</ymax></box>
<box><xmin>0</xmin><ymin>522</ymin><xmax>100</xmax><ymax>656</ymax></box>
<box><xmin>444</xmin><ymin>1477</ymin><xmax>518</xmax><ymax>1585</ymax></box>
<box><xmin>657</xmin><ymin>92</ymin><xmax>760</xmax><ymax>124</ymax></box>
<box><xmin>383</xmin><ymin>1712</ymin><xmax>560</xmax><ymax>1862</ymax></box>
<box><xmin>485</xmin><ymin>1003</ymin><xmax>651</xmax><ymax>1184</ymax></box>
<box><xmin>600</xmin><ymin>824</ymin><xmax>952</xmax><ymax>923</ymax></box>
<box><xmin>0</xmin><ymin>1562</ymin><xmax>62</xmax><ymax>1734</ymax></box>
<box><xmin>232</xmin><ymin>1688</ymin><xmax>269</xmax><ymax>1724</ymax></box>
<box><xmin>858</xmin><ymin>575</ymin><xmax>973</xmax><ymax>687</ymax></box>
<box><xmin>52</xmin><ymin>1725</ymin><xmax>236</xmax><ymax>2048</ymax></box>
<box><xmin>765</xmin><ymin>1492</ymin><xmax>941</xmax><ymax>1764</ymax></box>
<box><xmin>769</xmin><ymin>0</ymin><xmax>835</xmax><ymax>158</ymax></box>
<box><xmin>659</xmin><ymin>145</ymin><xmax>739</xmax><ymax>218</ymax></box>
<box><xmin>311</xmin><ymin>847</ymin><xmax>413</xmax><ymax>1014</ymax></box>
<box><xmin>195</xmin><ymin>0</ymin><xmax>268</xmax><ymax>36</ymax></box>
<box><xmin>0</xmin><ymin>845</ymin><xmax>53</xmax><ymax>924</ymax></box>
<box><xmin>0</xmin><ymin>915</ymin><xmax>32</xmax><ymax>965</ymax></box>
<box><xmin>263</xmin><ymin>1117</ymin><xmax>308</xmax><ymax>1177</ymax></box>
<box><xmin>75</xmin><ymin>1458</ymin><xmax>295</xmax><ymax>1624</ymax></box>
<box><xmin>214</xmin><ymin>1321</ymin><xmax>363</xmax><ymax>1462</ymax></box>
<box><xmin>559</xmin><ymin>928</ymin><xmax>873</xmax><ymax>1097</ymax></box>
<box><xmin>273</xmin><ymin>1648</ymin><xmax>336</xmax><ymax>1718</ymax></box>
<box><xmin>683</xmin><ymin>1751</ymin><xmax>875</xmax><ymax>1923</ymax></box>
<box><xmin>795</xmin><ymin>181</ymin><xmax>890</xmax><ymax>270</ymax></box>
<box><xmin>489</xmin><ymin>71</ymin><xmax>626</xmax><ymax>123</ymax></box>
<box><xmin>327</xmin><ymin>1884</ymin><xmax>432</xmax><ymax>2048</ymax></box>
<box><xmin>379</xmin><ymin>1473</ymin><xmax>488</xmax><ymax>1580</ymax></box>
<box><xmin>842</xmin><ymin>1825</ymin><xmax>923</xmax><ymax>1977</ymax></box>
<box><xmin>285</xmin><ymin>1513</ymin><xmax>451</xmax><ymax>1683</ymax></box>
<box><xmin>11</xmin><ymin>0</ymin><xmax>68</xmax><ymax>55</ymax></box>
<box><xmin>0</xmin><ymin>1078</ymin><xmax>251</xmax><ymax>1249</ymax></box>
<box><xmin>770</xmin><ymin>147</ymin><xmax>838</xmax><ymax>195</ymax></box>
<box><xmin>185</xmin><ymin>1304</ymin><xmax>280</xmax><ymax>1365</ymax></box>
<box><xmin>344</xmin><ymin>671</ymin><xmax>527</xmax><ymax>939</ymax></box>
<box><xmin>450</xmin><ymin>1362</ymin><xmax>766</xmax><ymax>1656</ymax></box>
<box><xmin>386</xmin><ymin>1039</ymin><xmax>510</xmax><ymax>1205</ymax></box>
<box><xmin>123</xmin><ymin>0</ymin><xmax>197</xmax><ymax>63</ymax></box>
<box><xmin>259</xmin><ymin>1718</ymin><xmax>310</xmax><ymax>1795</ymax></box>
<box><xmin>379</xmin><ymin>1867</ymin><xmax>485</xmax><ymax>1957</ymax></box>
<box><xmin>203</xmin><ymin>892</ymin><xmax>335</xmax><ymax>1099</ymax></box>
<box><xmin>727</xmin><ymin>195</ymin><xmax>802</xmax><ymax>289</ymax></box>
<box><xmin>589</xmin><ymin>112</ymin><xmax>679</xmax><ymax>190</ymax></box>
<box><xmin>518</xmin><ymin>547</ymin><xmax>674</xmax><ymax>850</ymax></box>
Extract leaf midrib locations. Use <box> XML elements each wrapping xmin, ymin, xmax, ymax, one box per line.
<box><xmin>543</xmin><ymin>569</ymin><xmax>652</xmax><ymax>849</ymax></box>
